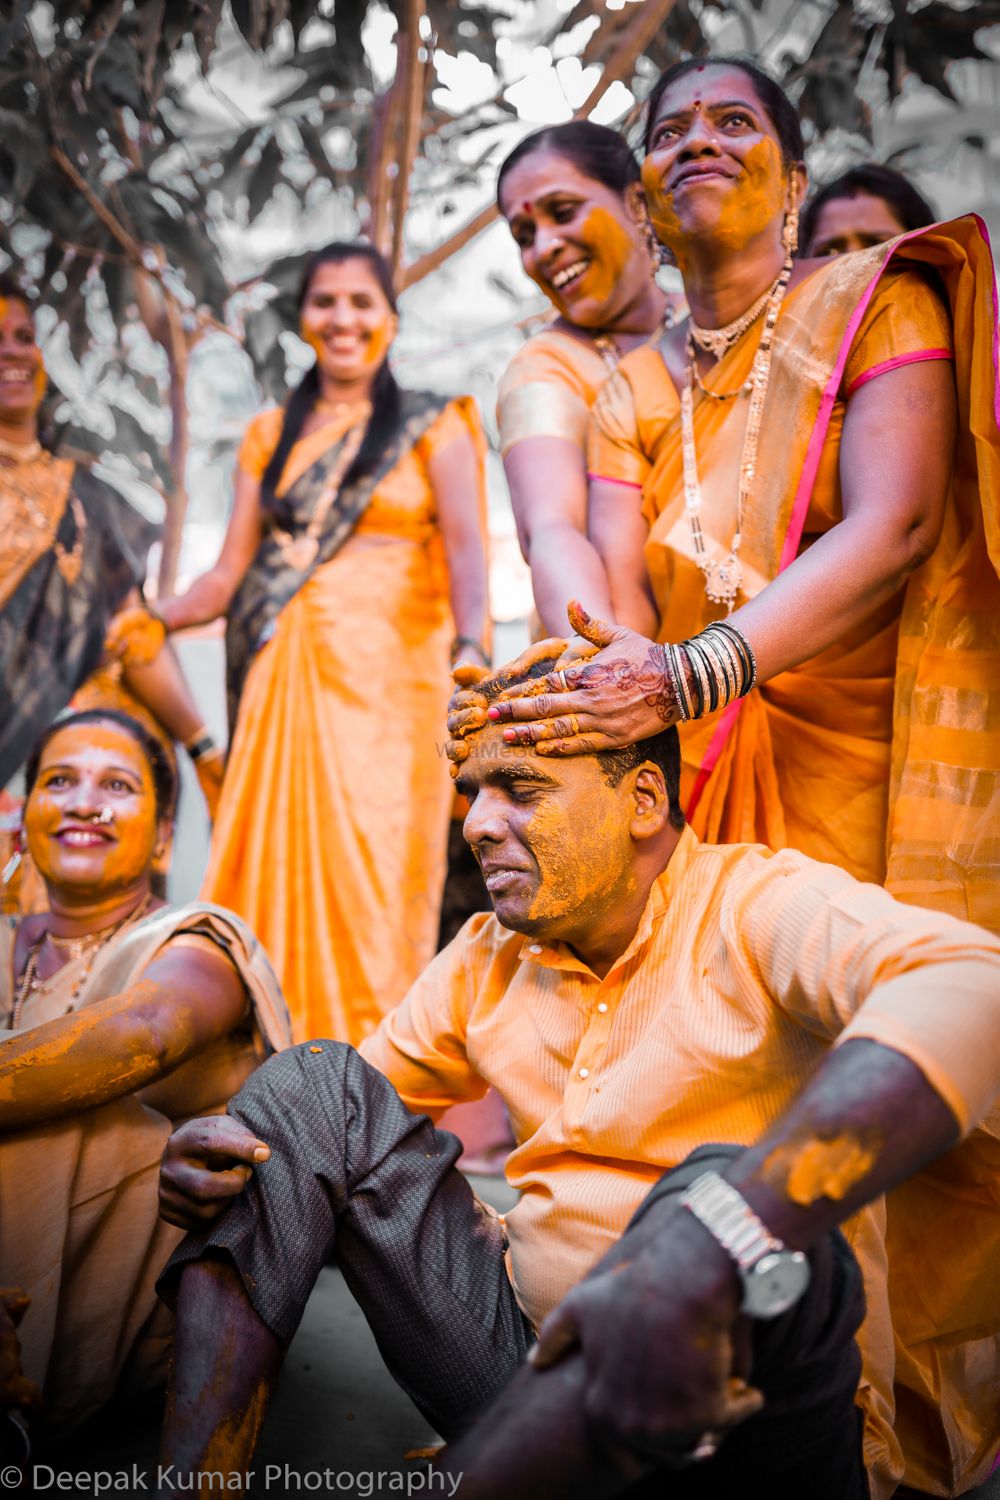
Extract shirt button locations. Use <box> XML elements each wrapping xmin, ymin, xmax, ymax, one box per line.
<box><xmin>529</xmin><ymin>944</ymin><xmax>543</xmax><ymax>954</ymax></box>
<box><xmin>579</xmin><ymin>1067</ymin><xmax>590</xmax><ymax>1079</ymax></box>
<box><xmin>597</xmin><ymin>1002</ymin><xmax>608</xmax><ymax>1014</ymax></box>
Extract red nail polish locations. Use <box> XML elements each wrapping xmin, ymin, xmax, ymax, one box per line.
<box><xmin>503</xmin><ymin>728</ymin><xmax>517</xmax><ymax>742</ymax></box>
<box><xmin>487</xmin><ymin>706</ymin><xmax>500</xmax><ymax>721</ymax></box>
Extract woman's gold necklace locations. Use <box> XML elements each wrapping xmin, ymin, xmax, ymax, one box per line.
<box><xmin>9</xmin><ymin>892</ymin><xmax>154</xmax><ymax>1029</ymax></box>
<box><xmin>0</xmin><ymin>443</ymin><xmax>86</xmax><ymax>585</ymax></box>
<box><xmin>680</xmin><ymin>256</ymin><xmax>793</xmax><ymax>612</ymax></box>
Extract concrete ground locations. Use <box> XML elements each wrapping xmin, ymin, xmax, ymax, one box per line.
<box><xmin>28</xmin><ymin>1164</ymin><xmax>1000</xmax><ymax>1499</ymax></box>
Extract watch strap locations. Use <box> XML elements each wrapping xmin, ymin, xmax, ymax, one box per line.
<box><xmin>679</xmin><ymin>1171</ymin><xmax>783</xmax><ymax>1273</ymax></box>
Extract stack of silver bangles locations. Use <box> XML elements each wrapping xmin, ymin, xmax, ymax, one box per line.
<box><xmin>663</xmin><ymin>620</ymin><xmax>758</xmax><ymax>722</ymax></box>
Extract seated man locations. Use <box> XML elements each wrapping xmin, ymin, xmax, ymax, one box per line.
<box><xmin>157</xmin><ymin>646</ymin><xmax>1000</xmax><ymax>1500</ymax></box>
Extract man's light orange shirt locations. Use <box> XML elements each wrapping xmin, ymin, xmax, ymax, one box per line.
<box><xmin>361</xmin><ymin>828</ymin><xmax>1000</xmax><ymax>1497</ymax></box>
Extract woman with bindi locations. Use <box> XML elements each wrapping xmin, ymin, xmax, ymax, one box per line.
<box><xmin>0</xmin><ymin>709</ymin><xmax>289</xmax><ymax>1436</ymax></box>
<box><xmin>149</xmin><ymin>243</ymin><xmax>490</xmax><ymax>1045</ymax></box>
<box><xmin>490</xmin><ymin>56</ymin><xmax>999</xmax><ymax>931</ymax></box>
<box><xmin>495</xmin><ymin>123</ymin><xmax>685</xmax><ymax>637</ymax></box>
<box><xmin>0</xmin><ymin>276</ymin><xmax>225</xmax><ymax>870</ymax></box>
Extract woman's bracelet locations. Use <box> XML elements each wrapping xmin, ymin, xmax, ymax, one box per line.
<box><xmin>184</xmin><ymin>726</ymin><xmax>223</xmax><ymax>763</ymax></box>
<box><xmin>450</xmin><ymin>636</ymin><xmax>490</xmax><ymax>667</ymax></box>
<box><xmin>673</xmin><ymin>621</ymin><xmax>758</xmax><ymax>720</ymax></box>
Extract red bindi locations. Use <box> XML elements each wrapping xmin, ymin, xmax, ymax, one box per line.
<box><xmin>521</xmin><ymin>201</ymin><xmax>532</xmax><ymax>214</ymax></box>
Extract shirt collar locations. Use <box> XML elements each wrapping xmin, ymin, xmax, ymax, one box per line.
<box><xmin>517</xmin><ymin>824</ymin><xmax>701</xmax><ymax>976</ymax></box>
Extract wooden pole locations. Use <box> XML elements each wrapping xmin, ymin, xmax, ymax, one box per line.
<box><xmin>400</xmin><ymin>0</ymin><xmax>680</xmax><ymax>290</ymax></box>
<box><xmin>390</xmin><ymin>0</ymin><xmax>427</xmax><ymax>289</ymax></box>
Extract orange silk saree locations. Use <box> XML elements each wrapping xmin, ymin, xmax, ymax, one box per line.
<box><xmin>590</xmin><ymin>217</ymin><xmax>1000</xmax><ymax>934</ymax></box>
<box><xmin>590</xmin><ymin>218</ymin><xmax>1000</xmax><ymax>1496</ymax></box>
<box><xmin>202</xmin><ymin>397</ymin><xmax>487</xmax><ymax>1047</ymax></box>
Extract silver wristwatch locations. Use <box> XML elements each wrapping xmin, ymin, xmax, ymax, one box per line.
<box><xmin>679</xmin><ymin>1171</ymin><xmax>811</xmax><ymax>1319</ymax></box>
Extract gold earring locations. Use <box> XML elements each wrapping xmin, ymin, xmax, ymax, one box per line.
<box><xmin>782</xmin><ymin>205</ymin><xmax>799</xmax><ymax>257</ymax></box>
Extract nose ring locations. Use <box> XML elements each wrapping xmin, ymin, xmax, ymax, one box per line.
<box><xmin>93</xmin><ymin>807</ymin><xmax>113</xmax><ymax>825</ymax></box>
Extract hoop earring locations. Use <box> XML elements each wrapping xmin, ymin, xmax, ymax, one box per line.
<box><xmin>782</xmin><ymin>205</ymin><xmax>799</xmax><ymax>257</ymax></box>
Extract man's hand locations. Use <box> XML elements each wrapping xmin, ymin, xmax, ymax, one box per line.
<box><xmin>0</xmin><ymin>1288</ymin><xmax>41</xmax><ymax>1417</ymax></box>
<box><xmin>487</xmin><ymin>602</ymin><xmax>682</xmax><ymax>755</ymax></box>
<box><xmin>159</xmin><ymin>1116</ymin><xmax>270</xmax><ymax>1230</ymax></box>
<box><xmin>530</xmin><ymin>1198</ymin><xmax>762</xmax><ymax>1465</ymax></box>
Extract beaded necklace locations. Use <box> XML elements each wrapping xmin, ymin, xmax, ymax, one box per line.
<box><xmin>9</xmin><ymin>893</ymin><xmax>153</xmax><ymax>1030</ymax></box>
<box><xmin>680</xmin><ymin>256</ymin><xmax>793</xmax><ymax>612</ymax></box>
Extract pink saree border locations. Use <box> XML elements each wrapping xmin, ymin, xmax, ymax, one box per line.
<box><xmin>845</xmin><ymin>347</ymin><xmax>952</xmax><ymax>397</ymax></box>
<box><xmin>686</xmin><ymin>216</ymin><xmax>1000</xmax><ymax>820</ymax></box>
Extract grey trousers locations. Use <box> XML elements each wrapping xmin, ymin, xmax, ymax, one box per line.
<box><xmin>159</xmin><ymin>1042</ymin><xmax>868</xmax><ymax>1496</ymax></box>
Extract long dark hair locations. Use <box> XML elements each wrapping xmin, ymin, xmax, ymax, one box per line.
<box><xmin>496</xmin><ymin>121</ymin><xmax>641</xmax><ymax>213</ymax></box>
<box><xmin>259</xmin><ymin>242</ymin><xmax>401</xmax><ymax>523</ymax></box>
<box><xmin>800</xmin><ymin>163</ymin><xmax>935</xmax><ymax>253</ymax></box>
<box><xmin>25</xmin><ymin>710</ymin><xmax>178</xmax><ymax>823</ymax></box>
<box><xmin>643</xmin><ymin>55</ymin><xmax>805</xmax><ymax>165</ymax></box>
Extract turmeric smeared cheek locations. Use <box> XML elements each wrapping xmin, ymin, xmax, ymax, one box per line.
<box><xmin>762</xmin><ymin>1133</ymin><xmax>879</xmax><ymax>1207</ymax></box>
<box><xmin>300</xmin><ymin>315</ymin><xmax>394</xmax><ymax>373</ymax></box>
<box><xmin>525</xmin><ymin>784</ymin><xmax>630</xmax><ymax>923</ymax></box>
<box><xmin>24</xmin><ymin>723</ymin><xmax>159</xmax><ymax>887</ymax></box>
<box><xmin>642</xmin><ymin>137</ymin><xmax>786</xmax><ymax>256</ymax></box>
<box><xmin>544</xmin><ymin>207</ymin><xmax>636</xmax><ymax>318</ymax></box>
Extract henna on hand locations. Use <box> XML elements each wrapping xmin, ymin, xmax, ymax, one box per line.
<box><xmin>590</xmin><ymin>645</ymin><xmax>675</xmax><ymax>725</ymax></box>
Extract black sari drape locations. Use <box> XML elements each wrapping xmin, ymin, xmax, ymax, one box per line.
<box><xmin>0</xmin><ymin>466</ymin><xmax>157</xmax><ymax>783</ymax></box>
<box><xmin>225</xmin><ymin>388</ymin><xmax>448</xmax><ymax>729</ymax></box>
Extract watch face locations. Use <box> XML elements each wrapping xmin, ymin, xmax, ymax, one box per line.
<box><xmin>743</xmin><ymin>1251</ymin><xmax>811</xmax><ymax>1319</ymax></box>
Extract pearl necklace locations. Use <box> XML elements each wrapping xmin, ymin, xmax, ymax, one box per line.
<box><xmin>680</xmin><ymin>256</ymin><xmax>793</xmax><ymax>613</ymax></box>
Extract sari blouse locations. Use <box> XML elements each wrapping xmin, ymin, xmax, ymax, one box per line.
<box><xmin>496</xmin><ymin>328</ymin><xmax>613</xmax><ymax>455</ymax></box>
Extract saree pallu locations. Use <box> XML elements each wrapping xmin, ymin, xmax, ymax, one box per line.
<box><xmin>0</xmin><ymin>902</ymin><xmax>291</xmax><ymax>1435</ymax></box>
<box><xmin>592</xmin><ymin>217</ymin><xmax>1000</xmax><ymax>932</ymax></box>
<box><xmin>0</xmin><ymin>464</ymin><xmax>156</xmax><ymax>786</ymax></box>
<box><xmin>203</xmin><ymin>395</ymin><xmax>487</xmax><ymax>1046</ymax></box>
<box><xmin>590</xmin><ymin>218</ymin><xmax>1000</xmax><ymax>1498</ymax></box>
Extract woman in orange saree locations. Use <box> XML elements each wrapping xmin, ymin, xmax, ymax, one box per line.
<box><xmin>152</xmin><ymin>243</ymin><xmax>489</xmax><ymax>1046</ymax></box>
<box><xmin>495</xmin><ymin>123</ymin><xmax>680</xmax><ymax>636</ymax></box>
<box><xmin>484</xmin><ymin>57</ymin><xmax>1000</xmax><ymax>1500</ymax></box>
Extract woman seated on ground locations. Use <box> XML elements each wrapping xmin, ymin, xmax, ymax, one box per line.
<box><xmin>0</xmin><ymin>709</ymin><xmax>290</xmax><ymax>1437</ymax></box>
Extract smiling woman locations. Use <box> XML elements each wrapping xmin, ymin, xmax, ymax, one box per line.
<box><xmin>0</xmin><ymin>708</ymin><xmax>290</xmax><ymax>1435</ymax></box>
<box><xmin>153</xmin><ymin>242</ymin><xmax>490</xmax><ymax>1045</ymax></box>
<box><xmin>494</xmin><ymin>124</ymin><xmax>683</xmax><ymax>638</ymax></box>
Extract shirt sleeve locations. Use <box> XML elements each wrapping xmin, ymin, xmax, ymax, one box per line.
<box><xmin>236</xmin><ymin>409</ymin><xmax>284</xmax><ymax>480</ymax></box>
<box><xmin>358</xmin><ymin>914</ymin><xmax>498</xmax><ymax>1117</ymax></box>
<box><xmin>587</xmin><ymin>368</ymin><xmax>651</xmax><ymax>489</ymax></box>
<box><xmin>729</xmin><ymin>847</ymin><xmax>1000</xmax><ymax>1136</ymax></box>
<box><xmin>497</xmin><ymin>341</ymin><xmax>591</xmax><ymax>455</ymax></box>
<box><xmin>843</xmin><ymin>267</ymin><xmax>954</xmax><ymax>397</ymax></box>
